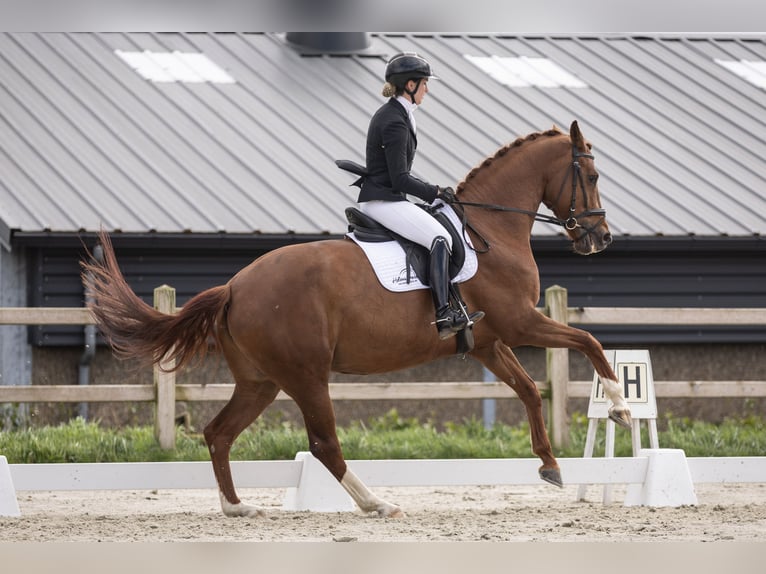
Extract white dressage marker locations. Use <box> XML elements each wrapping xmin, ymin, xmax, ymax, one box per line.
<box><xmin>578</xmin><ymin>349</ymin><xmax>661</xmax><ymax>504</ymax></box>
<box><xmin>0</xmin><ymin>455</ymin><xmax>21</xmax><ymax>517</ymax></box>
<box><xmin>282</xmin><ymin>451</ymin><xmax>355</xmax><ymax>512</ymax></box>
<box><xmin>624</xmin><ymin>449</ymin><xmax>698</xmax><ymax>507</ymax></box>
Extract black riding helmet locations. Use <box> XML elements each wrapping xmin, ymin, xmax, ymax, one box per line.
<box><xmin>385</xmin><ymin>52</ymin><xmax>438</xmax><ymax>103</ymax></box>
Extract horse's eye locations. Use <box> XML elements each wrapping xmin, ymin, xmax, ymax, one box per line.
<box><xmin>588</xmin><ymin>174</ymin><xmax>599</xmax><ymax>184</ymax></box>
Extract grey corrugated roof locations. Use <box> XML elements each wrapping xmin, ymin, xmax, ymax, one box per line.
<box><xmin>0</xmin><ymin>32</ymin><xmax>764</xmax><ymax>243</ymax></box>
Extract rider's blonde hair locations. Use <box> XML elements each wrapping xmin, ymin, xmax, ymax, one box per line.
<box><xmin>381</xmin><ymin>81</ymin><xmax>398</xmax><ymax>98</ymax></box>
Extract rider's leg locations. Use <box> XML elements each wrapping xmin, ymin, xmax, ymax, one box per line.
<box><xmin>359</xmin><ymin>200</ymin><xmax>453</xmax><ymax>250</ymax></box>
<box><xmin>429</xmin><ymin>236</ymin><xmax>468</xmax><ymax>339</ymax></box>
<box><xmin>359</xmin><ymin>201</ymin><xmax>483</xmax><ymax>339</ymax></box>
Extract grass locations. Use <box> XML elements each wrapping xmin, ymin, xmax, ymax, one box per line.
<box><xmin>1</xmin><ymin>409</ymin><xmax>764</xmax><ymax>464</ymax></box>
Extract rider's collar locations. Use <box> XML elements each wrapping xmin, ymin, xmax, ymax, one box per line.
<box><xmin>395</xmin><ymin>95</ymin><xmax>418</xmax><ymax>114</ymax></box>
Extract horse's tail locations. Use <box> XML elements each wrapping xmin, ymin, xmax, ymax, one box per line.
<box><xmin>81</xmin><ymin>229</ymin><xmax>230</xmax><ymax>372</ymax></box>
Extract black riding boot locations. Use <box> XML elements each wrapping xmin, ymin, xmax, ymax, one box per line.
<box><xmin>429</xmin><ymin>237</ymin><xmax>471</xmax><ymax>339</ymax></box>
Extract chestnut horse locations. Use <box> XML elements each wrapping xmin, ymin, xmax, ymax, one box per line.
<box><xmin>82</xmin><ymin>120</ymin><xmax>631</xmax><ymax>518</ymax></box>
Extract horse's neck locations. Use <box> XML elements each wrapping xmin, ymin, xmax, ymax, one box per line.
<box><xmin>459</xmin><ymin>171</ymin><xmax>545</xmax><ymax>245</ymax></box>
<box><xmin>468</xmin><ymin>180</ymin><xmax>543</xmax><ymax>215</ymax></box>
<box><xmin>464</xmin><ymin>141</ymin><xmax>557</xmax><ymax>208</ymax></box>
<box><xmin>457</xmin><ymin>140</ymin><xmax>571</xmax><ymax>266</ymax></box>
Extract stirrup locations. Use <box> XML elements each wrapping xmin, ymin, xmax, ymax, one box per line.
<box><xmin>466</xmin><ymin>311</ymin><xmax>485</xmax><ymax>327</ymax></box>
<box><xmin>447</xmin><ymin>283</ymin><xmax>484</xmax><ymax>329</ymax></box>
<box><xmin>433</xmin><ymin>309</ymin><xmax>468</xmax><ymax>340</ymax></box>
<box><xmin>451</xmin><ymin>294</ymin><xmax>485</xmax><ymax>329</ymax></box>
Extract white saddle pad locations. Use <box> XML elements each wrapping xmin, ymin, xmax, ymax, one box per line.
<box><xmin>347</xmin><ymin>204</ymin><xmax>479</xmax><ymax>293</ymax></box>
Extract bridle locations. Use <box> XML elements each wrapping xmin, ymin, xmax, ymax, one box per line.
<box><xmin>446</xmin><ymin>144</ymin><xmax>606</xmax><ymax>252</ymax></box>
<box><xmin>553</xmin><ymin>146</ymin><xmax>605</xmax><ymax>231</ymax></box>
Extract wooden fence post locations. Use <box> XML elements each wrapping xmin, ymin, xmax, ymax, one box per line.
<box><xmin>153</xmin><ymin>285</ymin><xmax>176</xmax><ymax>450</ymax></box>
<box><xmin>545</xmin><ymin>285</ymin><xmax>570</xmax><ymax>449</ymax></box>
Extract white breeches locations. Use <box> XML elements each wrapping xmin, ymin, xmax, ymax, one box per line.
<box><xmin>359</xmin><ymin>200</ymin><xmax>452</xmax><ymax>251</ymax></box>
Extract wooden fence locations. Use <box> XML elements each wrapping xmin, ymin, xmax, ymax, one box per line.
<box><xmin>1</xmin><ymin>285</ymin><xmax>764</xmax><ymax>449</ymax></box>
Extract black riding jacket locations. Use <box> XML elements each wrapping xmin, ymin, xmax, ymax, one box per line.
<box><xmin>357</xmin><ymin>98</ymin><xmax>439</xmax><ymax>204</ymax></box>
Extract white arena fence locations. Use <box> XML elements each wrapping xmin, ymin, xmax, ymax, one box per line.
<box><xmin>3</xmin><ymin>452</ymin><xmax>766</xmax><ymax>517</ymax></box>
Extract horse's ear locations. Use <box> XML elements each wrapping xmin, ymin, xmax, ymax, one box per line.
<box><xmin>570</xmin><ymin>120</ymin><xmax>584</xmax><ymax>149</ymax></box>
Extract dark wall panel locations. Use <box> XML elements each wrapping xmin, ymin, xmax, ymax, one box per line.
<box><xmin>535</xmin><ymin>238</ymin><xmax>766</xmax><ymax>343</ymax></box>
<box><xmin>30</xmin><ymin>246</ymin><xmax>269</xmax><ymax>346</ymax></box>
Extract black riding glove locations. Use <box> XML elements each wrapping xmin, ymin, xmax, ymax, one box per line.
<box><xmin>438</xmin><ymin>187</ymin><xmax>456</xmax><ymax>204</ymax></box>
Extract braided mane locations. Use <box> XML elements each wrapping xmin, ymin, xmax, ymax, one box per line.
<box><xmin>455</xmin><ymin>126</ymin><xmax>564</xmax><ymax>194</ymax></box>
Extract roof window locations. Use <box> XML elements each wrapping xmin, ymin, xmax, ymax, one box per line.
<box><xmin>715</xmin><ymin>59</ymin><xmax>766</xmax><ymax>89</ymax></box>
<box><xmin>464</xmin><ymin>55</ymin><xmax>587</xmax><ymax>88</ymax></box>
<box><xmin>115</xmin><ymin>50</ymin><xmax>236</xmax><ymax>84</ymax></box>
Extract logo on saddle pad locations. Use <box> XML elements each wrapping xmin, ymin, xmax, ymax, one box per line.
<box><xmin>393</xmin><ymin>267</ymin><xmax>413</xmax><ymax>286</ymax></box>
<box><xmin>347</xmin><ymin>204</ymin><xmax>479</xmax><ymax>293</ymax></box>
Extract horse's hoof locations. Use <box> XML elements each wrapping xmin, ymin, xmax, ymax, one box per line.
<box><xmin>377</xmin><ymin>504</ymin><xmax>405</xmax><ymax>518</ymax></box>
<box><xmin>222</xmin><ymin>504</ymin><xmax>265</xmax><ymax>518</ymax></box>
<box><xmin>219</xmin><ymin>493</ymin><xmax>265</xmax><ymax>518</ymax></box>
<box><xmin>539</xmin><ymin>467</ymin><xmax>563</xmax><ymax>488</ymax></box>
<box><xmin>608</xmin><ymin>407</ymin><xmax>633</xmax><ymax>429</ymax></box>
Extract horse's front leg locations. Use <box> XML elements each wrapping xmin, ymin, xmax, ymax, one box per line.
<box><xmin>473</xmin><ymin>340</ymin><xmax>562</xmax><ymax>487</ymax></box>
<box><xmin>522</xmin><ymin>314</ymin><xmax>632</xmax><ymax>428</ymax></box>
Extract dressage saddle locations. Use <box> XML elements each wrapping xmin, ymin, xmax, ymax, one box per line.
<box><xmin>337</xmin><ymin>160</ymin><xmax>466</xmax><ymax>285</ymax></box>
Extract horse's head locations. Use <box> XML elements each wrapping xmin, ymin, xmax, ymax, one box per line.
<box><xmin>545</xmin><ymin>121</ymin><xmax>612</xmax><ymax>255</ymax></box>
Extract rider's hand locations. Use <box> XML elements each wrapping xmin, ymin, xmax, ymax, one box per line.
<box><xmin>438</xmin><ymin>187</ymin><xmax>456</xmax><ymax>204</ymax></box>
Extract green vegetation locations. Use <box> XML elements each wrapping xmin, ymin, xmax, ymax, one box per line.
<box><xmin>1</xmin><ymin>409</ymin><xmax>764</xmax><ymax>464</ymax></box>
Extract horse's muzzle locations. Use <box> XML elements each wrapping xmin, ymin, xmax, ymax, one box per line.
<box><xmin>574</xmin><ymin>228</ymin><xmax>612</xmax><ymax>255</ymax></box>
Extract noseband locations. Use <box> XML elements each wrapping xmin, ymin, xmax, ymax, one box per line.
<box><xmin>447</xmin><ymin>144</ymin><xmax>606</xmax><ymax>251</ymax></box>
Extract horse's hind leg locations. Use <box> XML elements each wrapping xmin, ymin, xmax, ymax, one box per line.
<box><xmin>474</xmin><ymin>341</ymin><xmax>562</xmax><ymax>487</ymax></box>
<box><xmin>289</xmin><ymin>385</ymin><xmax>404</xmax><ymax>517</ymax></box>
<box><xmin>203</xmin><ymin>381</ymin><xmax>280</xmax><ymax>517</ymax></box>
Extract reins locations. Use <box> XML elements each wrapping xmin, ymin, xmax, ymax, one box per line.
<box><xmin>445</xmin><ymin>144</ymin><xmax>605</xmax><ymax>253</ymax></box>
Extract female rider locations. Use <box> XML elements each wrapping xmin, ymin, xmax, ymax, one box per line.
<box><xmin>356</xmin><ymin>52</ymin><xmax>483</xmax><ymax>340</ymax></box>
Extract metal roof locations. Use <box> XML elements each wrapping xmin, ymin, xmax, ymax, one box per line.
<box><xmin>1</xmin><ymin>32</ymin><xmax>764</xmax><ymax>244</ymax></box>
